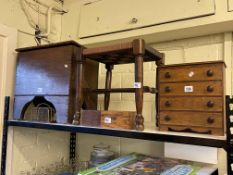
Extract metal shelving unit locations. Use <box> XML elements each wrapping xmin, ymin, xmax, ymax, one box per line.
<box><xmin>1</xmin><ymin>96</ymin><xmax>232</xmax><ymax>174</ymax></box>
<box><xmin>6</xmin><ymin>120</ymin><xmax>226</xmax><ymax>148</ymax></box>
<box><xmin>226</xmin><ymin>96</ymin><xmax>233</xmax><ymax>175</ymax></box>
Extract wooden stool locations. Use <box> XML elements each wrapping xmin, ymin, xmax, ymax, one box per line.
<box><xmin>74</xmin><ymin>39</ymin><xmax>164</xmax><ymax>130</ymax></box>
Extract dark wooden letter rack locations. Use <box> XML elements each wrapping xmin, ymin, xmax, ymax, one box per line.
<box><xmin>13</xmin><ymin>41</ymin><xmax>99</xmax><ymax>124</ymax></box>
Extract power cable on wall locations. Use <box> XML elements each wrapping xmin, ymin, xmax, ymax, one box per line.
<box><xmin>20</xmin><ymin>0</ymin><xmax>37</xmax><ymax>29</ymax></box>
<box><xmin>19</xmin><ymin>0</ymin><xmax>67</xmax><ymax>45</ymax></box>
<box><xmin>24</xmin><ymin>0</ymin><xmax>47</xmax><ymax>15</ymax></box>
<box><xmin>54</xmin><ymin>0</ymin><xmax>64</xmax><ymax>4</ymax></box>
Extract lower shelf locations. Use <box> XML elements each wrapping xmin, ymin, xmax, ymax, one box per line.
<box><xmin>7</xmin><ymin>120</ymin><xmax>227</xmax><ymax>149</ymax></box>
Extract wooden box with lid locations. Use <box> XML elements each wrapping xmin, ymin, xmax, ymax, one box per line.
<box><xmin>157</xmin><ymin>61</ymin><xmax>225</xmax><ymax>135</ymax></box>
<box><xmin>13</xmin><ymin>41</ymin><xmax>99</xmax><ymax>124</ymax></box>
<box><xmin>81</xmin><ymin>110</ymin><xmax>136</xmax><ymax>130</ymax></box>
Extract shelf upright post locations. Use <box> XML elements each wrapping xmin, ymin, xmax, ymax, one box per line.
<box><xmin>1</xmin><ymin>97</ymin><xmax>10</xmax><ymax>175</ymax></box>
<box><xmin>226</xmin><ymin>95</ymin><xmax>233</xmax><ymax>174</ymax></box>
<box><xmin>70</xmin><ymin>132</ymin><xmax>76</xmax><ymax>172</ymax></box>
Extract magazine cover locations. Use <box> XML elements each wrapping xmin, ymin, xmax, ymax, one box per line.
<box><xmin>78</xmin><ymin>153</ymin><xmax>216</xmax><ymax>175</ymax></box>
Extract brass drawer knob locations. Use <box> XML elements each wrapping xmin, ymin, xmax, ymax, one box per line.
<box><xmin>165</xmin><ymin>86</ymin><xmax>171</xmax><ymax>93</ymax></box>
<box><xmin>206</xmin><ymin>69</ymin><xmax>214</xmax><ymax>77</ymax></box>
<box><xmin>207</xmin><ymin>85</ymin><xmax>214</xmax><ymax>92</ymax></box>
<box><xmin>207</xmin><ymin>117</ymin><xmax>214</xmax><ymax>124</ymax></box>
<box><xmin>165</xmin><ymin>72</ymin><xmax>171</xmax><ymax>78</ymax></box>
<box><xmin>207</xmin><ymin>101</ymin><xmax>214</xmax><ymax>108</ymax></box>
<box><xmin>164</xmin><ymin>115</ymin><xmax>171</xmax><ymax>122</ymax></box>
<box><xmin>165</xmin><ymin>101</ymin><xmax>171</xmax><ymax>107</ymax></box>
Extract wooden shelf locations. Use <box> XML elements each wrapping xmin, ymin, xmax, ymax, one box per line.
<box><xmin>91</xmin><ymin>86</ymin><xmax>157</xmax><ymax>94</ymax></box>
<box><xmin>7</xmin><ymin>120</ymin><xmax>227</xmax><ymax>149</ymax></box>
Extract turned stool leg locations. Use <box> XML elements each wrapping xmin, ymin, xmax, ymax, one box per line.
<box><xmin>155</xmin><ymin>66</ymin><xmax>159</xmax><ymax>127</ymax></box>
<box><xmin>104</xmin><ymin>64</ymin><xmax>114</xmax><ymax>110</ymax></box>
<box><xmin>133</xmin><ymin>39</ymin><xmax>145</xmax><ymax>131</ymax></box>
<box><xmin>73</xmin><ymin>62</ymin><xmax>83</xmax><ymax>125</ymax></box>
<box><xmin>135</xmin><ymin>55</ymin><xmax>144</xmax><ymax>131</ymax></box>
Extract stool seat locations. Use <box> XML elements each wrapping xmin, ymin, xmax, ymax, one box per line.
<box><xmin>83</xmin><ymin>41</ymin><xmax>163</xmax><ymax>64</ymax></box>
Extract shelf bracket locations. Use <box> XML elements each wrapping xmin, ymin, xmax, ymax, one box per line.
<box><xmin>70</xmin><ymin>132</ymin><xmax>76</xmax><ymax>171</ymax></box>
<box><xmin>226</xmin><ymin>95</ymin><xmax>233</xmax><ymax>174</ymax></box>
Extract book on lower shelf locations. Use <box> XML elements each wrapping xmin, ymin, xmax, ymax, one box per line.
<box><xmin>78</xmin><ymin>153</ymin><xmax>217</xmax><ymax>175</ymax></box>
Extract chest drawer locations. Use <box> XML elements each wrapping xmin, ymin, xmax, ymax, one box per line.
<box><xmin>159</xmin><ymin>81</ymin><xmax>223</xmax><ymax>96</ymax></box>
<box><xmin>159</xmin><ymin>62</ymin><xmax>224</xmax><ymax>82</ymax></box>
<box><xmin>160</xmin><ymin>111</ymin><xmax>223</xmax><ymax>128</ymax></box>
<box><xmin>159</xmin><ymin>97</ymin><xmax>223</xmax><ymax>112</ymax></box>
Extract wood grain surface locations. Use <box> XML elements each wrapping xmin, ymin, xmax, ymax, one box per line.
<box><xmin>159</xmin><ymin>81</ymin><xmax>223</xmax><ymax>96</ymax></box>
<box><xmin>100</xmin><ymin>111</ymin><xmax>136</xmax><ymax>129</ymax></box>
<box><xmin>160</xmin><ymin>111</ymin><xmax>222</xmax><ymax>128</ymax></box>
<box><xmin>160</xmin><ymin>125</ymin><xmax>224</xmax><ymax>136</ymax></box>
<box><xmin>14</xmin><ymin>42</ymin><xmax>99</xmax><ymax>124</ymax></box>
<box><xmin>159</xmin><ymin>96</ymin><xmax>223</xmax><ymax>111</ymax></box>
<box><xmin>159</xmin><ymin>62</ymin><xmax>224</xmax><ymax>82</ymax></box>
<box><xmin>158</xmin><ymin>61</ymin><xmax>225</xmax><ymax>136</ymax></box>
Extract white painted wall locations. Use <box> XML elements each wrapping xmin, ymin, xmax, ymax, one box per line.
<box><xmin>77</xmin><ymin>0</ymin><xmax>233</xmax><ymax>45</ymax></box>
<box><xmin>0</xmin><ymin>0</ymin><xmax>64</xmax><ymax>47</ymax></box>
<box><xmin>0</xmin><ymin>23</ymin><xmax>17</xmax><ymax>175</ymax></box>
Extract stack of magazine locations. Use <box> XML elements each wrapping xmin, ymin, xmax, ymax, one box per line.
<box><xmin>78</xmin><ymin>153</ymin><xmax>217</xmax><ymax>175</ymax></box>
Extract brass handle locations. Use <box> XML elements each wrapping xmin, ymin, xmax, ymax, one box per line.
<box><xmin>164</xmin><ymin>115</ymin><xmax>171</xmax><ymax>122</ymax></box>
<box><xmin>207</xmin><ymin>117</ymin><xmax>214</xmax><ymax>124</ymax></box>
<box><xmin>207</xmin><ymin>85</ymin><xmax>214</xmax><ymax>92</ymax></box>
<box><xmin>164</xmin><ymin>72</ymin><xmax>171</xmax><ymax>78</ymax></box>
<box><xmin>207</xmin><ymin>69</ymin><xmax>214</xmax><ymax>77</ymax></box>
<box><xmin>165</xmin><ymin>101</ymin><xmax>171</xmax><ymax>107</ymax></box>
<box><xmin>165</xmin><ymin>86</ymin><xmax>171</xmax><ymax>93</ymax></box>
<box><xmin>207</xmin><ymin>101</ymin><xmax>214</xmax><ymax>108</ymax></box>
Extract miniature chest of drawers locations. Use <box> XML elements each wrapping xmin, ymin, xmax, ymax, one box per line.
<box><xmin>158</xmin><ymin>61</ymin><xmax>225</xmax><ymax>135</ymax></box>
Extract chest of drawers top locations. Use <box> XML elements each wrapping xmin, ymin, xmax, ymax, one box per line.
<box><xmin>158</xmin><ymin>61</ymin><xmax>225</xmax><ymax>83</ymax></box>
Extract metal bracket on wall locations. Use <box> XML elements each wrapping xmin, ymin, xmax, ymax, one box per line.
<box><xmin>1</xmin><ymin>97</ymin><xmax>10</xmax><ymax>175</ymax></box>
<box><xmin>226</xmin><ymin>96</ymin><xmax>233</xmax><ymax>174</ymax></box>
<box><xmin>70</xmin><ymin>132</ymin><xmax>76</xmax><ymax>171</ymax></box>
